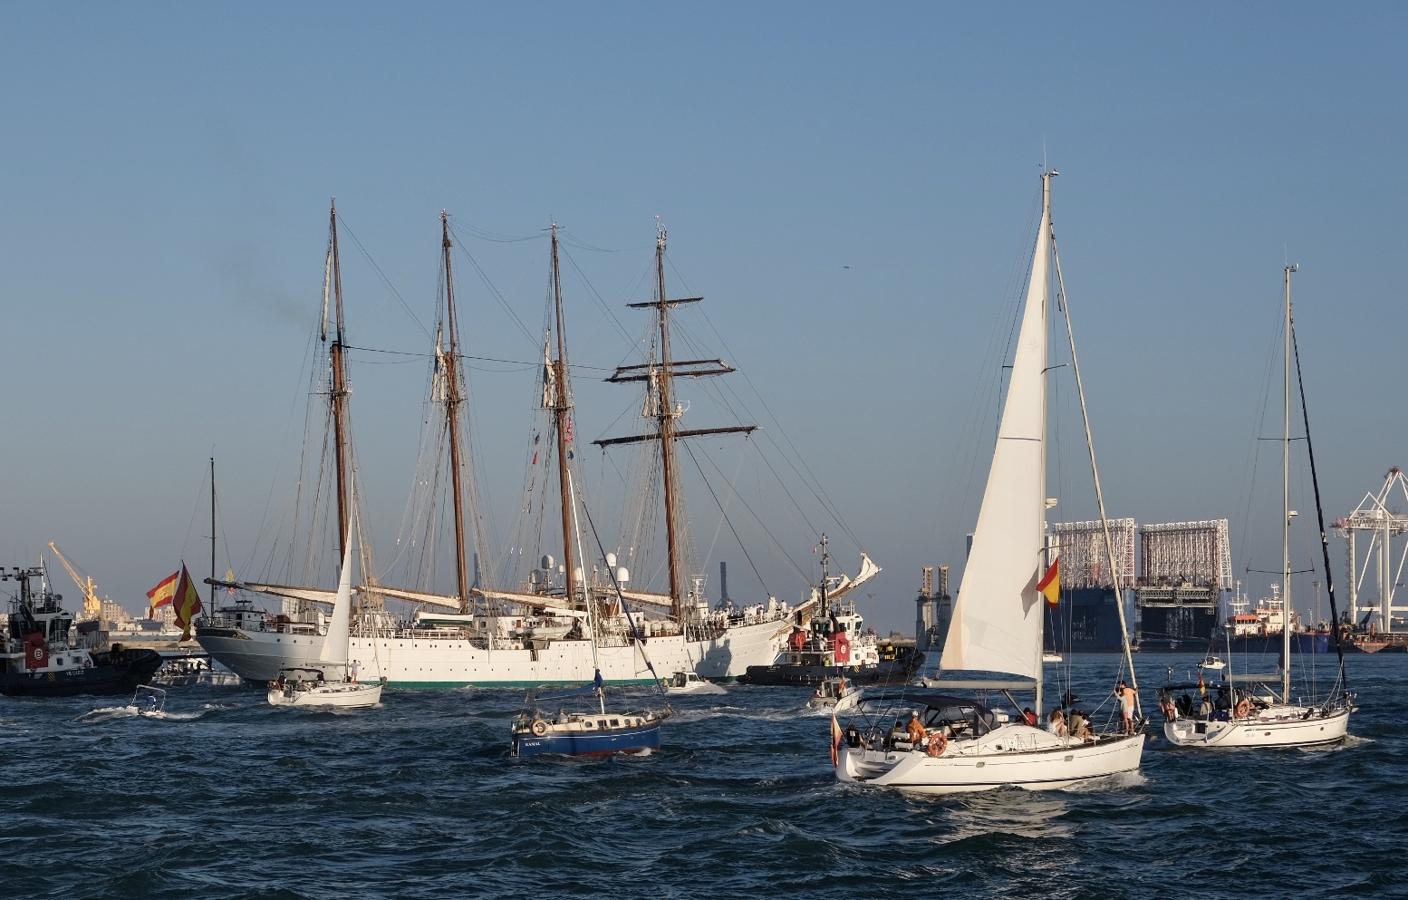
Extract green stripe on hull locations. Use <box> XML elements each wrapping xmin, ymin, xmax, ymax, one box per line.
<box><xmin>384</xmin><ymin>677</ymin><xmax>663</xmax><ymax>689</ymax></box>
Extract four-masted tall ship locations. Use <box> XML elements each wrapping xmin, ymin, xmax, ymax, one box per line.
<box><xmin>198</xmin><ymin>211</ymin><xmax>876</xmax><ymax>686</ymax></box>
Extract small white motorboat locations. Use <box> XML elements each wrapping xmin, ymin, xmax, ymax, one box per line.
<box><xmin>1197</xmin><ymin>656</ymin><xmax>1226</xmax><ymax>672</ymax></box>
<box><xmin>662</xmin><ymin>670</ymin><xmax>726</xmax><ymax>695</ymax></box>
<box><xmin>808</xmin><ymin>675</ymin><xmax>863</xmax><ymax>713</ymax></box>
<box><xmin>1043</xmin><ymin>652</ymin><xmax>1063</xmax><ymax>664</ymax></box>
<box><xmin>126</xmin><ymin>685</ymin><xmax>168</xmax><ymax>717</ymax></box>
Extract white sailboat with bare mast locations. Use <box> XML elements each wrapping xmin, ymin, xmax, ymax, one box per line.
<box><xmin>1160</xmin><ymin>265</ymin><xmax>1352</xmax><ymax>748</ymax></box>
<box><xmin>835</xmin><ymin>171</ymin><xmax>1145</xmax><ymax>793</ymax></box>
<box><xmin>267</xmin><ymin>505</ymin><xmax>382</xmax><ymax>709</ymax></box>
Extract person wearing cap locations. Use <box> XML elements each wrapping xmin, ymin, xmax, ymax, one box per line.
<box><xmin>906</xmin><ymin>710</ymin><xmax>927</xmax><ymax>745</ymax></box>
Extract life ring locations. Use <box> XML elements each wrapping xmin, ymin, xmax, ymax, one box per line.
<box><xmin>83</xmin><ymin>658</ymin><xmax>93</xmax><ymax>669</ymax></box>
<box><xmin>1235</xmin><ymin>699</ymin><xmax>1251</xmax><ymax>719</ymax></box>
<box><xmin>530</xmin><ymin>719</ymin><xmax>549</xmax><ymax>737</ymax></box>
<box><xmin>926</xmin><ymin>732</ymin><xmax>947</xmax><ymax>757</ymax></box>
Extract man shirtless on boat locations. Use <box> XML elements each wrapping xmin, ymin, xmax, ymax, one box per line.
<box><xmin>1115</xmin><ymin>680</ymin><xmax>1137</xmax><ymax>734</ymax></box>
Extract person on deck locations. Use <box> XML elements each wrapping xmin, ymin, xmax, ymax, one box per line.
<box><xmin>906</xmin><ymin>711</ymin><xmax>927</xmax><ymax>745</ymax></box>
<box><xmin>1115</xmin><ymin>680</ymin><xmax>1137</xmax><ymax>735</ymax></box>
<box><xmin>1047</xmin><ymin>708</ymin><xmax>1067</xmax><ymax>737</ymax></box>
<box><xmin>1021</xmin><ymin>707</ymin><xmax>1038</xmax><ymax>726</ymax></box>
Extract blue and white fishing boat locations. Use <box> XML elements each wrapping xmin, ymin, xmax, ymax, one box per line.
<box><xmin>511</xmin><ymin>469</ymin><xmax>669</xmax><ymax>758</ymax></box>
<box><xmin>511</xmin><ymin>671</ymin><xmax>666</xmax><ymax>758</ymax></box>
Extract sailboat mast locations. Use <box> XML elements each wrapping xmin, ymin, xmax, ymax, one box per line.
<box><xmin>1282</xmin><ymin>264</ymin><xmax>1297</xmax><ymax>701</ymax></box>
<box><xmin>652</xmin><ymin>225</ymin><xmax>687</xmax><ymax>619</ymax></box>
<box><xmin>550</xmin><ymin>225</ymin><xmax>579</xmax><ymax>609</ymax></box>
<box><xmin>565</xmin><ymin>467</ymin><xmax>606</xmax><ymax>714</ymax></box>
<box><xmin>1048</xmin><ymin>173</ymin><xmax>1141</xmax><ymax>715</ymax></box>
<box><xmin>441</xmin><ymin>212</ymin><xmax>473</xmax><ymax>613</ymax></box>
<box><xmin>328</xmin><ymin>200</ymin><xmax>352</xmax><ymax>560</ymax></box>
<box><xmin>1290</xmin><ymin>305</ymin><xmax>1349</xmax><ymax>688</ymax></box>
<box><xmin>210</xmin><ymin>456</ymin><xmax>216</xmax><ymax>611</ymax></box>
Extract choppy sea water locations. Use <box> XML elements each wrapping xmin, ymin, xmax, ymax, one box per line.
<box><xmin>1</xmin><ymin>653</ymin><xmax>1402</xmax><ymax>899</ymax></box>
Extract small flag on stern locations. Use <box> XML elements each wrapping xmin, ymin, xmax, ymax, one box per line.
<box><xmin>146</xmin><ymin>570</ymin><xmax>180</xmax><ymax>617</ymax></box>
<box><xmin>831</xmin><ymin>713</ymin><xmax>843</xmax><ymax>767</ymax></box>
<box><xmin>1037</xmin><ymin>556</ymin><xmax>1061</xmax><ymax>607</ymax></box>
<box><xmin>173</xmin><ymin>564</ymin><xmax>204</xmax><ymax>641</ymax></box>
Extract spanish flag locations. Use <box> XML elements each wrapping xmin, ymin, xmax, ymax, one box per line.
<box><xmin>173</xmin><ymin>564</ymin><xmax>204</xmax><ymax>641</ymax></box>
<box><xmin>146</xmin><ymin>570</ymin><xmax>180</xmax><ymax>617</ymax></box>
<box><xmin>1037</xmin><ymin>557</ymin><xmax>1060</xmax><ymax>607</ymax></box>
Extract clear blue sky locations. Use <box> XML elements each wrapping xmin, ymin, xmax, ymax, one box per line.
<box><xmin>3</xmin><ymin>3</ymin><xmax>1404</xmax><ymax>633</ymax></box>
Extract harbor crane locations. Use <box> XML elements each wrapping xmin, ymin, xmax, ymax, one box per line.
<box><xmin>46</xmin><ymin>541</ymin><xmax>105</xmax><ymax>621</ymax></box>
<box><xmin>1334</xmin><ymin>467</ymin><xmax>1408</xmax><ymax>634</ymax></box>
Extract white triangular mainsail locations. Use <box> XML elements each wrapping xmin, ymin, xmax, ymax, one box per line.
<box><xmin>318</xmin><ymin>519</ymin><xmax>356</xmax><ymax>667</ymax></box>
<box><xmin>939</xmin><ymin>197</ymin><xmax>1051</xmax><ymax>681</ymax></box>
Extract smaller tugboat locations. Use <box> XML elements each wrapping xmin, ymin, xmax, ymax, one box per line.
<box><xmin>740</xmin><ymin>535</ymin><xmax>920</xmax><ymax>687</ymax></box>
<box><xmin>1</xmin><ymin>564</ymin><xmax>163</xmax><ymax>697</ymax></box>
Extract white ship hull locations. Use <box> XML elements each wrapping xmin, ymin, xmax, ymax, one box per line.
<box><xmin>1162</xmin><ymin>705</ymin><xmax>1349</xmax><ymax>748</ymax></box>
<box><xmin>198</xmin><ymin>616</ymin><xmax>787</xmax><ymax>687</ymax></box>
<box><xmin>837</xmin><ymin>725</ymin><xmax>1146</xmax><ymax>795</ymax></box>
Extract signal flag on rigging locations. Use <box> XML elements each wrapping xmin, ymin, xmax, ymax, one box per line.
<box><xmin>1037</xmin><ymin>557</ymin><xmax>1060</xmax><ymax>607</ymax></box>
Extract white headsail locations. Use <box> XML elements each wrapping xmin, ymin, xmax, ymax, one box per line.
<box><xmin>939</xmin><ymin>191</ymin><xmax>1051</xmax><ymax>681</ymax></box>
<box><xmin>318</xmin><ymin>514</ymin><xmax>356</xmax><ymax>667</ymax></box>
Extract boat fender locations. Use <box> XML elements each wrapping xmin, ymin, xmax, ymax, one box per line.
<box><xmin>926</xmin><ymin>732</ymin><xmax>947</xmax><ymax>757</ymax></box>
<box><xmin>531</xmin><ymin>719</ymin><xmax>549</xmax><ymax>737</ymax></box>
<box><xmin>1234</xmin><ymin>699</ymin><xmax>1251</xmax><ymax>719</ymax></box>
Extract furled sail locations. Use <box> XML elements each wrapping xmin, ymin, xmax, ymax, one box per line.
<box><xmin>939</xmin><ymin>201</ymin><xmax>1051</xmax><ymax>681</ymax></box>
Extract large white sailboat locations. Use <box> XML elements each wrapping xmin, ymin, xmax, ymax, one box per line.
<box><xmin>1160</xmin><ymin>265</ymin><xmax>1352</xmax><ymax>748</ymax></box>
<box><xmin>199</xmin><ymin>213</ymin><xmax>872</xmax><ymax>686</ymax></box>
<box><xmin>835</xmin><ymin>171</ymin><xmax>1146</xmax><ymax>793</ymax></box>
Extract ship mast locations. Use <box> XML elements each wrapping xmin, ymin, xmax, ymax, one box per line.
<box><xmin>327</xmin><ymin>200</ymin><xmax>352</xmax><ymax>559</ymax></box>
<box><xmin>440</xmin><ymin>212</ymin><xmax>473</xmax><ymax>614</ymax></box>
<box><xmin>595</xmin><ymin>223</ymin><xmax>756</xmax><ymax>622</ymax></box>
<box><xmin>548</xmin><ymin>225</ymin><xmax>579</xmax><ymax>609</ymax></box>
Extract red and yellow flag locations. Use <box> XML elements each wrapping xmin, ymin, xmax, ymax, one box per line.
<box><xmin>173</xmin><ymin>564</ymin><xmax>204</xmax><ymax>641</ymax></box>
<box><xmin>1037</xmin><ymin>557</ymin><xmax>1061</xmax><ymax>607</ymax></box>
<box><xmin>146</xmin><ymin>570</ymin><xmax>180</xmax><ymax>616</ymax></box>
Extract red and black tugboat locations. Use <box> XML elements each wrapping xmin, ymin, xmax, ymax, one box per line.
<box><xmin>1</xmin><ymin>565</ymin><xmax>162</xmax><ymax>697</ymax></box>
<box><xmin>739</xmin><ymin>536</ymin><xmax>923</xmax><ymax>687</ymax></box>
